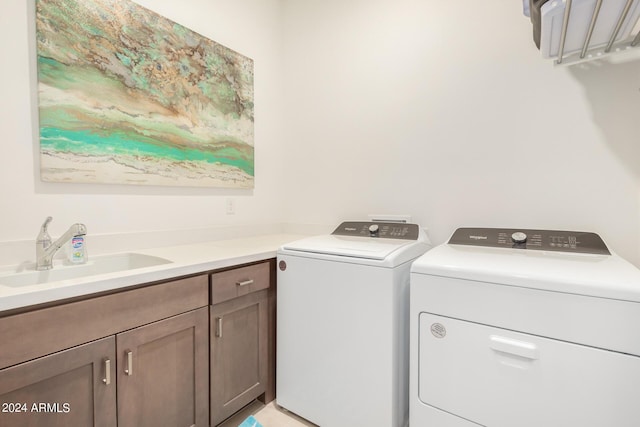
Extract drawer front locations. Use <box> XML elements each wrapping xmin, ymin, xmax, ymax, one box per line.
<box><xmin>211</xmin><ymin>262</ymin><xmax>271</xmax><ymax>304</ymax></box>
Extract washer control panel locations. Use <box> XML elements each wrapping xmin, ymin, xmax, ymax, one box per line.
<box><xmin>448</xmin><ymin>227</ymin><xmax>610</xmax><ymax>255</ymax></box>
<box><xmin>332</xmin><ymin>221</ymin><xmax>420</xmax><ymax>240</ymax></box>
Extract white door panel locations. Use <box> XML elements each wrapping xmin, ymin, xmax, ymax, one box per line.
<box><xmin>418</xmin><ymin>313</ymin><xmax>640</xmax><ymax>427</ymax></box>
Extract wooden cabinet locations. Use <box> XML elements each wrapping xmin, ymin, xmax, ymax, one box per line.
<box><xmin>210</xmin><ymin>261</ymin><xmax>273</xmax><ymax>426</ymax></box>
<box><xmin>0</xmin><ymin>258</ymin><xmax>278</xmax><ymax>427</ymax></box>
<box><xmin>117</xmin><ymin>308</ymin><xmax>209</xmax><ymax>427</ymax></box>
<box><xmin>0</xmin><ymin>275</ymin><xmax>209</xmax><ymax>427</ymax></box>
<box><xmin>0</xmin><ymin>337</ymin><xmax>117</xmax><ymax>427</ymax></box>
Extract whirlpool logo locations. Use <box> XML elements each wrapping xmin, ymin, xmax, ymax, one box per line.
<box><xmin>469</xmin><ymin>235</ymin><xmax>488</xmax><ymax>240</ymax></box>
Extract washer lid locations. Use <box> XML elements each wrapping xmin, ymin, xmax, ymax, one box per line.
<box><xmin>281</xmin><ymin>234</ymin><xmax>417</xmax><ymax>260</ymax></box>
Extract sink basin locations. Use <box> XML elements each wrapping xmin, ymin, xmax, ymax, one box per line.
<box><xmin>0</xmin><ymin>253</ymin><xmax>172</xmax><ymax>287</ymax></box>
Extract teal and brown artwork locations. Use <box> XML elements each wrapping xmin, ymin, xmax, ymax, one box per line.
<box><xmin>36</xmin><ymin>0</ymin><xmax>254</xmax><ymax>188</ymax></box>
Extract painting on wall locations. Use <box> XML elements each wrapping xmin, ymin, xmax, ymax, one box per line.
<box><xmin>35</xmin><ymin>0</ymin><xmax>254</xmax><ymax>188</ymax></box>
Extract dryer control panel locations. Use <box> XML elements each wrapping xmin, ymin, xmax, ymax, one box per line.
<box><xmin>332</xmin><ymin>221</ymin><xmax>420</xmax><ymax>240</ymax></box>
<box><xmin>449</xmin><ymin>227</ymin><xmax>610</xmax><ymax>255</ymax></box>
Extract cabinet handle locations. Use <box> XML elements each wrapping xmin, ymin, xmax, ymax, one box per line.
<box><xmin>102</xmin><ymin>359</ymin><xmax>111</xmax><ymax>385</ymax></box>
<box><xmin>236</xmin><ymin>279</ymin><xmax>254</xmax><ymax>287</ymax></box>
<box><xmin>124</xmin><ymin>350</ymin><xmax>133</xmax><ymax>376</ymax></box>
<box><xmin>215</xmin><ymin>317</ymin><xmax>223</xmax><ymax>338</ymax></box>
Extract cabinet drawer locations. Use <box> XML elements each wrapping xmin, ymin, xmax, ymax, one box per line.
<box><xmin>210</xmin><ymin>262</ymin><xmax>270</xmax><ymax>305</ymax></box>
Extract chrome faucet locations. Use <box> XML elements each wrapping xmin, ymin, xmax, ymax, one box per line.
<box><xmin>36</xmin><ymin>216</ymin><xmax>87</xmax><ymax>271</ymax></box>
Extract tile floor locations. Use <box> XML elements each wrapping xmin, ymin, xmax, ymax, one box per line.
<box><xmin>219</xmin><ymin>401</ymin><xmax>317</xmax><ymax>427</ymax></box>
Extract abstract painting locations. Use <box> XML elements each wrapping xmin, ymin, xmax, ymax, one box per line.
<box><xmin>36</xmin><ymin>0</ymin><xmax>254</xmax><ymax>188</ymax></box>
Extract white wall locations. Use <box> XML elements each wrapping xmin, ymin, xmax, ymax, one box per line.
<box><xmin>2</xmin><ymin>0</ymin><xmax>639</xmax><ymax>267</ymax></box>
<box><xmin>1</xmin><ymin>0</ymin><xmax>285</xmax><ymax>243</ymax></box>
<box><xmin>281</xmin><ymin>0</ymin><xmax>640</xmax><ymax>266</ymax></box>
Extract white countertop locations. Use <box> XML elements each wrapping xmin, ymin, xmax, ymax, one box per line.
<box><xmin>0</xmin><ymin>233</ymin><xmax>303</xmax><ymax>314</ymax></box>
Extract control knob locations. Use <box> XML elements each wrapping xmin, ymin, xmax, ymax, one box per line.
<box><xmin>511</xmin><ymin>232</ymin><xmax>527</xmax><ymax>244</ymax></box>
<box><xmin>369</xmin><ymin>224</ymin><xmax>379</xmax><ymax>236</ymax></box>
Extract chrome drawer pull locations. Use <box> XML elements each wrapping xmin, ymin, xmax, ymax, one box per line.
<box><xmin>215</xmin><ymin>317</ymin><xmax>223</xmax><ymax>338</ymax></box>
<box><xmin>236</xmin><ymin>279</ymin><xmax>254</xmax><ymax>287</ymax></box>
<box><xmin>103</xmin><ymin>359</ymin><xmax>111</xmax><ymax>385</ymax></box>
<box><xmin>124</xmin><ymin>350</ymin><xmax>133</xmax><ymax>376</ymax></box>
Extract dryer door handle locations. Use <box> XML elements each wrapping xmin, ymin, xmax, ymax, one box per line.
<box><xmin>489</xmin><ymin>335</ymin><xmax>539</xmax><ymax>360</ymax></box>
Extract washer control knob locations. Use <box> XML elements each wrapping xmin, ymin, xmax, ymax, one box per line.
<box><xmin>369</xmin><ymin>224</ymin><xmax>380</xmax><ymax>235</ymax></box>
<box><xmin>511</xmin><ymin>232</ymin><xmax>527</xmax><ymax>244</ymax></box>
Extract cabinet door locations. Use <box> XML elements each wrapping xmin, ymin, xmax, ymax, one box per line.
<box><xmin>210</xmin><ymin>290</ymin><xmax>268</xmax><ymax>426</ymax></box>
<box><xmin>0</xmin><ymin>336</ymin><xmax>116</xmax><ymax>427</ymax></box>
<box><xmin>116</xmin><ymin>308</ymin><xmax>209</xmax><ymax>427</ymax></box>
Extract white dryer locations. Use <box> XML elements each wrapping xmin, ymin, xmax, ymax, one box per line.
<box><xmin>410</xmin><ymin>227</ymin><xmax>640</xmax><ymax>427</ymax></box>
<box><xmin>277</xmin><ymin>221</ymin><xmax>431</xmax><ymax>427</ymax></box>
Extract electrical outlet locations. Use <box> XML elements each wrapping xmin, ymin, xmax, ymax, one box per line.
<box><xmin>226</xmin><ymin>198</ymin><xmax>235</xmax><ymax>215</ymax></box>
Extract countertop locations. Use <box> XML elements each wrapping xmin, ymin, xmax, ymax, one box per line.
<box><xmin>0</xmin><ymin>233</ymin><xmax>304</xmax><ymax>314</ymax></box>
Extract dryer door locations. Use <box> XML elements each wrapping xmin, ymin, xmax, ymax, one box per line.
<box><xmin>418</xmin><ymin>313</ymin><xmax>640</xmax><ymax>427</ymax></box>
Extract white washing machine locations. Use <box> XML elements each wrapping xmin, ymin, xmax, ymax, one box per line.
<box><xmin>277</xmin><ymin>221</ymin><xmax>432</xmax><ymax>427</ymax></box>
<box><xmin>410</xmin><ymin>227</ymin><xmax>640</xmax><ymax>427</ymax></box>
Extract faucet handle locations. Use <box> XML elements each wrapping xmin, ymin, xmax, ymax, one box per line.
<box><xmin>41</xmin><ymin>216</ymin><xmax>53</xmax><ymax>230</ymax></box>
<box><xmin>37</xmin><ymin>216</ymin><xmax>53</xmax><ymax>243</ymax></box>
